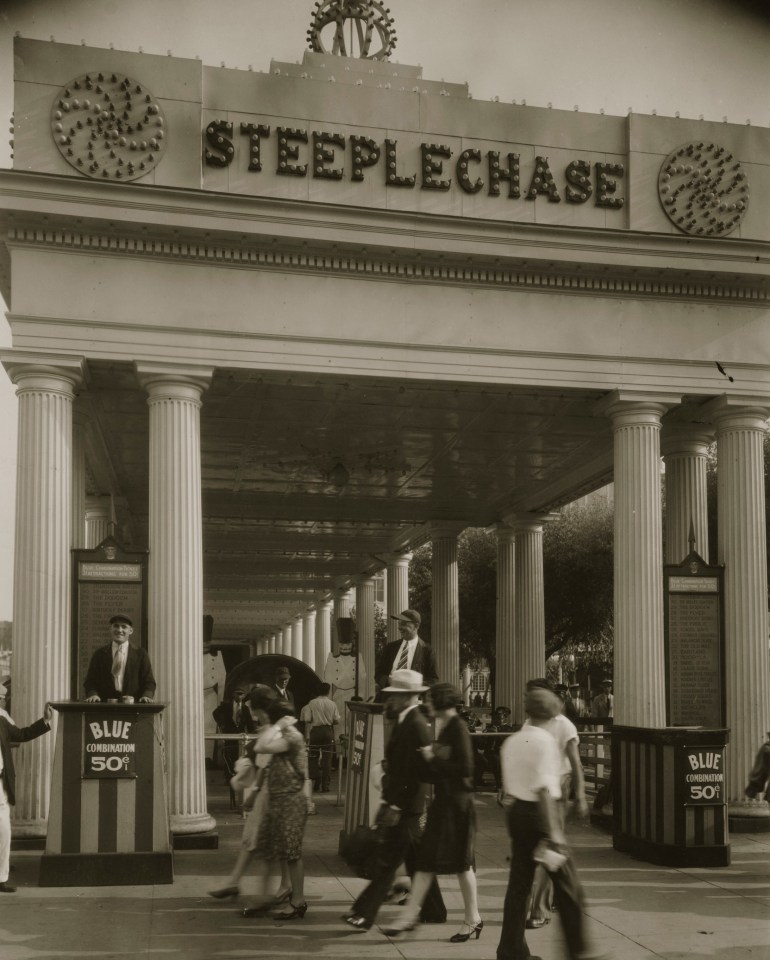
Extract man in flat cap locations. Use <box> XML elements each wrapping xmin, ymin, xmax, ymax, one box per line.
<box><xmin>84</xmin><ymin>614</ymin><xmax>156</xmax><ymax>703</ymax></box>
<box><xmin>375</xmin><ymin>610</ymin><xmax>438</xmax><ymax>699</ymax></box>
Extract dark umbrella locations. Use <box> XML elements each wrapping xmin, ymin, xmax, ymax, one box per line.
<box><xmin>223</xmin><ymin>654</ymin><xmax>323</xmax><ymax>717</ymax></box>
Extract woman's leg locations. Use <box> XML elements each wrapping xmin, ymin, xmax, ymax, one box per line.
<box><xmin>276</xmin><ymin>860</ymin><xmax>292</xmax><ymax>898</ymax></box>
<box><xmin>286</xmin><ymin>857</ymin><xmax>305</xmax><ymax>904</ymax></box>
<box><xmin>457</xmin><ymin>868</ymin><xmax>481</xmax><ymax>926</ymax></box>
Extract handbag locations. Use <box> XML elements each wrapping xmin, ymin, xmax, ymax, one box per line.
<box><xmin>344</xmin><ymin>823</ymin><xmax>385</xmax><ymax>879</ymax></box>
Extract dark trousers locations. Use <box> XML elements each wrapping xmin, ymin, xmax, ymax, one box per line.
<box><xmin>308</xmin><ymin>726</ymin><xmax>334</xmax><ymax>790</ymax></box>
<box><xmin>497</xmin><ymin>800</ymin><xmax>588</xmax><ymax>960</ymax></box>
<box><xmin>353</xmin><ymin>813</ymin><xmax>446</xmax><ymax>925</ymax></box>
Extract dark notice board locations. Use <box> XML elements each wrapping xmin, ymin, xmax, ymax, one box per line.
<box><xmin>71</xmin><ymin>536</ymin><xmax>148</xmax><ymax>699</ymax></box>
<box><xmin>663</xmin><ymin>551</ymin><xmax>725</xmax><ymax>728</ymax></box>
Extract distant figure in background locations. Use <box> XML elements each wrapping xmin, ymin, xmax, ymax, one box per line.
<box><xmin>323</xmin><ymin>624</ymin><xmax>366</xmax><ymax>736</ymax></box>
<box><xmin>301</xmin><ymin>682</ymin><xmax>340</xmax><ymax>793</ymax></box>
<box><xmin>203</xmin><ymin>642</ymin><xmax>226</xmax><ymax>763</ymax></box>
<box><xmin>484</xmin><ymin>707</ymin><xmax>515</xmax><ymax>791</ymax></box>
<box><xmin>591</xmin><ymin>679</ymin><xmax>613</xmax><ymax>718</ymax></box>
<box><xmin>554</xmin><ymin>684</ymin><xmax>580</xmax><ymax>724</ymax></box>
<box><xmin>568</xmin><ymin>684</ymin><xmax>587</xmax><ymax>719</ymax></box>
<box><xmin>272</xmin><ymin>666</ymin><xmax>295</xmax><ymax>709</ymax></box>
<box><xmin>83</xmin><ymin>614</ymin><xmax>155</xmax><ymax>703</ymax></box>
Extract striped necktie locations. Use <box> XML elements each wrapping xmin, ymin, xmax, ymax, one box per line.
<box><xmin>396</xmin><ymin>641</ymin><xmax>409</xmax><ymax>671</ymax></box>
<box><xmin>112</xmin><ymin>645</ymin><xmax>123</xmax><ymax>689</ymax></box>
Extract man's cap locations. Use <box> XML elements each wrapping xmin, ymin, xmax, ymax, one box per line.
<box><xmin>601</xmin><ymin>678</ymin><xmax>613</xmax><ymax>686</ymax></box>
<box><xmin>381</xmin><ymin>668</ymin><xmax>428</xmax><ymax>693</ymax></box>
<box><xmin>109</xmin><ymin>614</ymin><xmax>133</xmax><ymax>627</ymax></box>
<box><xmin>275</xmin><ymin>666</ymin><xmax>290</xmax><ymax>678</ymax></box>
<box><xmin>554</xmin><ymin>683</ymin><xmax>569</xmax><ymax>694</ymax></box>
<box><xmin>390</xmin><ymin>609</ymin><xmax>421</xmax><ymax>626</ymax></box>
<box><xmin>568</xmin><ymin>683</ymin><xmax>581</xmax><ymax>689</ymax></box>
<box><xmin>524</xmin><ymin>688</ymin><xmax>562</xmax><ymax>721</ymax></box>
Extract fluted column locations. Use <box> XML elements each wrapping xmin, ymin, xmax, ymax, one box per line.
<box><xmin>2</xmin><ymin>356</ymin><xmax>84</xmax><ymax>836</ymax></box>
<box><xmin>315</xmin><ymin>597</ymin><xmax>333</xmax><ymax>674</ymax></box>
<box><xmin>355</xmin><ymin>576</ymin><xmax>376</xmax><ymax>701</ymax></box>
<box><xmin>431</xmin><ymin>526</ymin><xmax>462</xmax><ymax>689</ymax></box>
<box><xmin>495</xmin><ymin>524</ymin><xmax>516</xmax><ymax>718</ymax></box>
<box><xmin>291</xmin><ymin>615</ymin><xmax>304</xmax><ymax>660</ymax></box>
<box><xmin>708</xmin><ymin>398</ymin><xmax>770</xmax><ymax>816</ymax></box>
<box><xmin>332</xmin><ymin>581</ymin><xmax>354</xmax><ymax>654</ymax></box>
<box><xmin>661</xmin><ymin>425</ymin><xmax>713</xmax><ymax>564</ymax></box>
<box><xmin>461</xmin><ymin>664</ymin><xmax>472</xmax><ymax>706</ymax></box>
<box><xmin>85</xmin><ymin>495</ymin><xmax>113</xmax><ymax>548</ymax></box>
<box><xmin>385</xmin><ymin>551</ymin><xmax>412</xmax><ymax>644</ymax></box>
<box><xmin>268</xmin><ymin>634</ymin><xmax>276</xmax><ymax>654</ymax></box>
<box><xmin>71</xmin><ymin>409</ymin><xmax>88</xmax><ymax>549</ymax></box>
<box><xmin>303</xmin><ymin>607</ymin><xmax>317</xmax><ymax>670</ymax></box>
<box><xmin>512</xmin><ymin>517</ymin><xmax>548</xmax><ymax>725</ymax></box>
<box><xmin>603</xmin><ymin>393</ymin><xmax>676</xmax><ymax>727</ymax></box>
<box><xmin>137</xmin><ymin>362</ymin><xmax>214</xmax><ymax>836</ymax></box>
<box><xmin>282</xmin><ymin>623</ymin><xmax>293</xmax><ymax>656</ymax></box>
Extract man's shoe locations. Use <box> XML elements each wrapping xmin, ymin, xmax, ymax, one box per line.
<box><xmin>0</xmin><ymin>882</ymin><xmax>17</xmax><ymax>893</ymax></box>
<box><xmin>344</xmin><ymin>914</ymin><xmax>371</xmax><ymax>932</ymax></box>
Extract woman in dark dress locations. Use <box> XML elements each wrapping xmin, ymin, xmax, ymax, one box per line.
<box><xmin>385</xmin><ymin>683</ymin><xmax>482</xmax><ymax>943</ymax></box>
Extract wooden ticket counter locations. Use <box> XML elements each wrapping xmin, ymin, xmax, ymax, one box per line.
<box><xmin>39</xmin><ymin>702</ymin><xmax>173</xmax><ymax>886</ymax></box>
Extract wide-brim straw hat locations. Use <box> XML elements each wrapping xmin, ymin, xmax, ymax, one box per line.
<box><xmin>381</xmin><ymin>668</ymin><xmax>428</xmax><ymax>693</ymax></box>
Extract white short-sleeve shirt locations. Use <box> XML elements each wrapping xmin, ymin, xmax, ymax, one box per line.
<box><xmin>525</xmin><ymin>712</ymin><xmax>579</xmax><ymax>777</ymax></box>
<box><xmin>500</xmin><ymin>725</ymin><xmax>562</xmax><ymax>801</ymax></box>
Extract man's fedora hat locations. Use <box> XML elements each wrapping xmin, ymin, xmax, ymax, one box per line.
<box><xmin>382</xmin><ymin>668</ymin><xmax>428</xmax><ymax>693</ymax></box>
<box><xmin>109</xmin><ymin>614</ymin><xmax>133</xmax><ymax>627</ymax></box>
<box><xmin>390</xmin><ymin>609</ymin><xmax>421</xmax><ymax>626</ymax></box>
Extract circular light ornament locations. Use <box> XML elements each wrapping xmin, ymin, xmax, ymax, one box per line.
<box><xmin>51</xmin><ymin>71</ymin><xmax>167</xmax><ymax>181</ymax></box>
<box><xmin>307</xmin><ymin>0</ymin><xmax>396</xmax><ymax>61</ymax></box>
<box><xmin>658</xmin><ymin>141</ymin><xmax>749</xmax><ymax>237</ymax></box>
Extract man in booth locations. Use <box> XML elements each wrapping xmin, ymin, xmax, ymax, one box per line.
<box><xmin>84</xmin><ymin>614</ymin><xmax>156</xmax><ymax>703</ymax></box>
<box><xmin>375</xmin><ymin>610</ymin><xmax>438</xmax><ymax>699</ymax></box>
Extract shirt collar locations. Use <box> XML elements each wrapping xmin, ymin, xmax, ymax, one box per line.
<box><xmin>397</xmin><ymin>701</ymin><xmax>420</xmax><ymax>723</ymax></box>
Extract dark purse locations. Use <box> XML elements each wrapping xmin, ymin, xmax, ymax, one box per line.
<box><xmin>342</xmin><ymin>823</ymin><xmax>385</xmax><ymax>879</ymax></box>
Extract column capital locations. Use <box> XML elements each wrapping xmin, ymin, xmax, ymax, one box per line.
<box><xmin>495</xmin><ymin>522</ymin><xmax>516</xmax><ymax>544</ymax></box>
<box><xmin>316</xmin><ymin>595</ymin><xmax>334</xmax><ymax>609</ymax></box>
<box><xmin>1</xmin><ymin>352</ymin><xmax>86</xmax><ymax>396</ymax></box>
<box><xmin>700</xmin><ymin>395</ymin><xmax>770</xmax><ymax>432</ymax></box>
<box><xmin>383</xmin><ymin>550</ymin><xmax>413</xmax><ymax>567</ymax></box>
<box><xmin>502</xmin><ymin>512</ymin><xmax>559</xmax><ymax>532</ymax></box>
<box><xmin>333</xmin><ymin>577</ymin><xmax>353</xmax><ymax>594</ymax></box>
<box><xmin>660</xmin><ymin>422</ymin><xmax>715</xmax><ymax>458</ymax></box>
<box><xmin>597</xmin><ymin>389</ymin><xmax>680</xmax><ymax>427</ymax></box>
<box><xmin>427</xmin><ymin>521</ymin><xmax>466</xmax><ymax>541</ymax></box>
<box><xmin>135</xmin><ymin>362</ymin><xmax>214</xmax><ymax>401</ymax></box>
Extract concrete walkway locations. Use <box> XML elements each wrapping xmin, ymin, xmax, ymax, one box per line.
<box><xmin>3</xmin><ymin>771</ymin><xmax>769</xmax><ymax>960</ymax></box>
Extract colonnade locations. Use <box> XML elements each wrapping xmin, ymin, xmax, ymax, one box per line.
<box><xmin>3</xmin><ymin>356</ymin><xmax>768</xmax><ymax>836</ymax></box>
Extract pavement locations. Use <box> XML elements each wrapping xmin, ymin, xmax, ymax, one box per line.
<box><xmin>2</xmin><ymin>770</ymin><xmax>769</xmax><ymax>960</ymax></box>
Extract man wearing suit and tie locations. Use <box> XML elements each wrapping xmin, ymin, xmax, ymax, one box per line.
<box><xmin>84</xmin><ymin>614</ymin><xmax>156</xmax><ymax>703</ymax></box>
<box><xmin>344</xmin><ymin>668</ymin><xmax>446</xmax><ymax>931</ymax></box>
<box><xmin>375</xmin><ymin>610</ymin><xmax>438</xmax><ymax>700</ymax></box>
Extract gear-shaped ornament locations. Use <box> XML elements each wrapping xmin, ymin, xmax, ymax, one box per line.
<box><xmin>51</xmin><ymin>71</ymin><xmax>167</xmax><ymax>181</ymax></box>
<box><xmin>307</xmin><ymin>0</ymin><xmax>397</xmax><ymax>60</ymax></box>
<box><xmin>658</xmin><ymin>141</ymin><xmax>749</xmax><ymax>237</ymax></box>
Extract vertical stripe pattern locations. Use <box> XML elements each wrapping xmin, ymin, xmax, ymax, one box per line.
<box><xmin>431</xmin><ymin>530</ymin><xmax>460</xmax><ymax>690</ymax></box>
<box><xmin>495</xmin><ymin>526</ymin><xmax>516</xmax><ymax>719</ymax></box>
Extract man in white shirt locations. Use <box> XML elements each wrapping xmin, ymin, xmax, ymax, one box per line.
<box><xmin>497</xmin><ymin>688</ymin><xmax>603</xmax><ymax>960</ymax></box>
<box><xmin>301</xmin><ymin>683</ymin><xmax>341</xmax><ymax>792</ymax></box>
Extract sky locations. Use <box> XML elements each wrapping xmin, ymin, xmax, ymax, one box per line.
<box><xmin>0</xmin><ymin>0</ymin><xmax>768</xmax><ymax>620</ymax></box>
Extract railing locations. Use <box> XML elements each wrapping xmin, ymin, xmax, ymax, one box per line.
<box><xmin>576</xmin><ymin>720</ymin><xmax>612</xmax><ymax>801</ymax></box>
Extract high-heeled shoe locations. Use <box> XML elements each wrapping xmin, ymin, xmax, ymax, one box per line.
<box><xmin>526</xmin><ymin>915</ymin><xmax>550</xmax><ymax>929</ymax></box>
<box><xmin>383</xmin><ymin>919</ymin><xmax>418</xmax><ymax>937</ymax></box>
<box><xmin>449</xmin><ymin>919</ymin><xmax>484</xmax><ymax>943</ymax></box>
<box><xmin>272</xmin><ymin>900</ymin><xmax>307</xmax><ymax>920</ymax></box>
<box><xmin>208</xmin><ymin>884</ymin><xmax>239</xmax><ymax>900</ymax></box>
<box><xmin>271</xmin><ymin>887</ymin><xmax>292</xmax><ymax>905</ymax></box>
<box><xmin>241</xmin><ymin>901</ymin><xmax>272</xmax><ymax>918</ymax></box>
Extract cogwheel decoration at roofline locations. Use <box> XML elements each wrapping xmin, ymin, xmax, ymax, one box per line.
<box><xmin>307</xmin><ymin>0</ymin><xmax>397</xmax><ymax>60</ymax></box>
<box><xmin>51</xmin><ymin>72</ymin><xmax>167</xmax><ymax>181</ymax></box>
<box><xmin>658</xmin><ymin>142</ymin><xmax>749</xmax><ymax>237</ymax></box>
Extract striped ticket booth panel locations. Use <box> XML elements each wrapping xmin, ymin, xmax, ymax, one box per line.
<box><xmin>612</xmin><ymin>724</ymin><xmax>730</xmax><ymax>867</ymax></box>
<box><xmin>339</xmin><ymin>701</ymin><xmax>386</xmax><ymax>857</ymax></box>
<box><xmin>40</xmin><ymin>701</ymin><xmax>173</xmax><ymax>885</ymax></box>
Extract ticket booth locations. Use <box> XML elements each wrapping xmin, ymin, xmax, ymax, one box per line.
<box><xmin>612</xmin><ymin>725</ymin><xmax>730</xmax><ymax>867</ymax></box>
<box><xmin>39</xmin><ymin>702</ymin><xmax>173</xmax><ymax>886</ymax></box>
<box><xmin>339</xmin><ymin>701</ymin><xmax>386</xmax><ymax>858</ymax></box>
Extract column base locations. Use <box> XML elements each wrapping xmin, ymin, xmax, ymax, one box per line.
<box><xmin>728</xmin><ymin>799</ymin><xmax>770</xmax><ymax>833</ymax></box>
<box><xmin>10</xmin><ymin>818</ymin><xmax>47</xmax><ymax>839</ymax></box>
<box><xmin>170</xmin><ymin>811</ymin><xmax>217</xmax><ymax>835</ymax></box>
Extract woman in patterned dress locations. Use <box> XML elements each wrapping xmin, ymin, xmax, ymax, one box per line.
<box><xmin>241</xmin><ymin>700</ymin><xmax>310</xmax><ymax>920</ymax></box>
